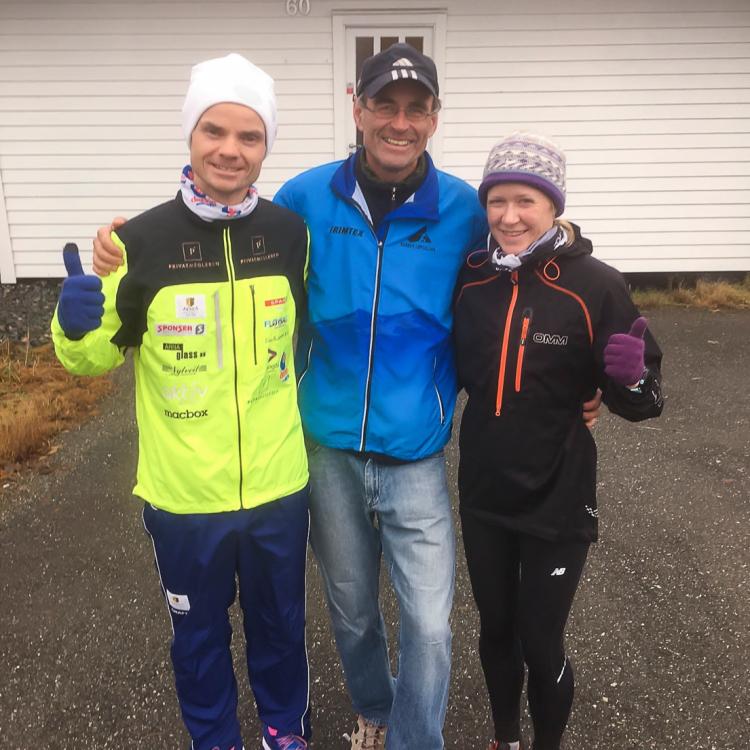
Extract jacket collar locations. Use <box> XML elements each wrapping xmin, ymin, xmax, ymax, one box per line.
<box><xmin>331</xmin><ymin>150</ymin><xmax>440</xmax><ymax>223</ymax></box>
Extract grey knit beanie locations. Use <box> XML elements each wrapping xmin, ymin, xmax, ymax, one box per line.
<box><xmin>478</xmin><ymin>132</ymin><xmax>566</xmax><ymax>216</ymax></box>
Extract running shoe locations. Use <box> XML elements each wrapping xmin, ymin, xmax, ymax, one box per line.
<box><xmin>347</xmin><ymin>714</ymin><xmax>387</xmax><ymax>750</ymax></box>
<box><xmin>488</xmin><ymin>741</ymin><xmax>526</xmax><ymax>750</ymax></box>
<box><xmin>261</xmin><ymin>727</ymin><xmax>307</xmax><ymax>750</ymax></box>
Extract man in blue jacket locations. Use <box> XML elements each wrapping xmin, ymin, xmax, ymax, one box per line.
<box><xmin>274</xmin><ymin>43</ymin><xmax>486</xmax><ymax>750</ymax></box>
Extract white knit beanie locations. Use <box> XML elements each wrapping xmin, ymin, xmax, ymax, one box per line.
<box><xmin>181</xmin><ymin>53</ymin><xmax>277</xmax><ymax>154</ymax></box>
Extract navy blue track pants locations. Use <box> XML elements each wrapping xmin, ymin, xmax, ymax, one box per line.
<box><xmin>142</xmin><ymin>486</ymin><xmax>311</xmax><ymax>750</ymax></box>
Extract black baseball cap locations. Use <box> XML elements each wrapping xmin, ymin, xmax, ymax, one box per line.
<box><xmin>356</xmin><ymin>43</ymin><xmax>439</xmax><ymax>99</ymax></box>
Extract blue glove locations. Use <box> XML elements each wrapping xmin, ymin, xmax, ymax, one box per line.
<box><xmin>57</xmin><ymin>243</ymin><xmax>104</xmax><ymax>339</ymax></box>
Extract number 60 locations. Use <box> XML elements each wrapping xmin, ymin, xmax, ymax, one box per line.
<box><xmin>286</xmin><ymin>0</ymin><xmax>311</xmax><ymax>15</ymax></box>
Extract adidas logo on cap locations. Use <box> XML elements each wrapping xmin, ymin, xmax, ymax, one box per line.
<box><xmin>357</xmin><ymin>42</ymin><xmax>439</xmax><ymax>98</ymax></box>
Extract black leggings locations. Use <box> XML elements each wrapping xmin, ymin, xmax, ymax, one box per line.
<box><xmin>461</xmin><ymin>514</ymin><xmax>590</xmax><ymax>750</ymax></box>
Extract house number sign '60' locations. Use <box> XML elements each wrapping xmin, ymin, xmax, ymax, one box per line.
<box><xmin>286</xmin><ymin>0</ymin><xmax>311</xmax><ymax>15</ymax></box>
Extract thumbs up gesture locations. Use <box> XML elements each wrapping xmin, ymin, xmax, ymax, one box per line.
<box><xmin>604</xmin><ymin>317</ymin><xmax>648</xmax><ymax>386</ymax></box>
<box><xmin>57</xmin><ymin>243</ymin><xmax>105</xmax><ymax>339</ymax></box>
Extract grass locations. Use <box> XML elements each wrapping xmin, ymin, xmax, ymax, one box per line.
<box><xmin>0</xmin><ymin>339</ymin><xmax>112</xmax><ymax>475</ymax></box>
<box><xmin>631</xmin><ymin>277</ymin><xmax>750</xmax><ymax>310</ymax></box>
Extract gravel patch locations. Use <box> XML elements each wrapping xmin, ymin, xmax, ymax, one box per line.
<box><xmin>0</xmin><ymin>279</ymin><xmax>63</xmax><ymax>346</ymax></box>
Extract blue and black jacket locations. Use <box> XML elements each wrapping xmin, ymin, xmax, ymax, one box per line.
<box><xmin>275</xmin><ymin>151</ymin><xmax>487</xmax><ymax>461</ymax></box>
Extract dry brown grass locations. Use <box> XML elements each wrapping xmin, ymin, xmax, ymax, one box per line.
<box><xmin>0</xmin><ymin>339</ymin><xmax>112</xmax><ymax>474</ymax></box>
<box><xmin>632</xmin><ymin>277</ymin><xmax>750</xmax><ymax>310</ymax></box>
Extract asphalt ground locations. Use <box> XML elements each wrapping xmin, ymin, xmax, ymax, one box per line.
<box><xmin>1</xmin><ymin>307</ymin><xmax>748</xmax><ymax>750</ymax></box>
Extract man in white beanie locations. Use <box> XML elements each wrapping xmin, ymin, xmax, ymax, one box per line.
<box><xmin>51</xmin><ymin>53</ymin><xmax>312</xmax><ymax>750</ymax></box>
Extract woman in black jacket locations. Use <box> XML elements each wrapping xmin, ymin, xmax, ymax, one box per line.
<box><xmin>453</xmin><ymin>133</ymin><xmax>664</xmax><ymax>750</ymax></box>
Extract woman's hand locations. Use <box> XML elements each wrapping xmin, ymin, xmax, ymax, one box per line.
<box><xmin>604</xmin><ymin>317</ymin><xmax>648</xmax><ymax>387</ymax></box>
<box><xmin>582</xmin><ymin>389</ymin><xmax>602</xmax><ymax>429</ymax></box>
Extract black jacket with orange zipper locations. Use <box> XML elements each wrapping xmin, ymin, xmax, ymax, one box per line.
<box><xmin>453</xmin><ymin>224</ymin><xmax>663</xmax><ymax>543</ymax></box>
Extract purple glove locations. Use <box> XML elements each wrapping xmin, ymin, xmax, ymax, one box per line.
<box><xmin>57</xmin><ymin>243</ymin><xmax>104</xmax><ymax>339</ymax></box>
<box><xmin>604</xmin><ymin>317</ymin><xmax>648</xmax><ymax>386</ymax></box>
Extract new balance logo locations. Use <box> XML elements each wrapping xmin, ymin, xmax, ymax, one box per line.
<box><xmin>551</xmin><ymin>568</ymin><xmax>567</xmax><ymax>576</ymax></box>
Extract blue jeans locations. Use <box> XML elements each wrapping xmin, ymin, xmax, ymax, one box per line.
<box><xmin>307</xmin><ymin>444</ymin><xmax>455</xmax><ymax>750</ymax></box>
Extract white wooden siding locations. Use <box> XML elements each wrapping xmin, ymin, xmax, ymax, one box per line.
<box><xmin>441</xmin><ymin>0</ymin><xmax>750</xmax><ymax>273</ymax></box>
<box><xmin>0</xmin><ymin>0</ymin><xmax>336</xmax><ymax>280</ymax></box>
<box><xmin>1</xmin><ymin>0</ymin><xmax>749</xmax><ymax>279</ymax></box>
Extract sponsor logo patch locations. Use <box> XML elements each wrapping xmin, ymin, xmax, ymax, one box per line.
<box><xmin>533</xmin><ymin>332</ymin><xmax>568</xmax><ymax>346</ymax></box>
<box><xmin>279</xmin><ymin>352</ymin><xmax>290</xmax><ymax>382</ymax></box>
<box><xmin>251</xmin><ymin>235</ymin><xmax>266</xmax><ymax>256</ymax></box>
<box><xmin>155</xmin><ymin>323</ymin><xmax>206</xmax><ymax>336</ymax></box>
<box><xmin>329</xmin><ymin>225</ymin><xmax>364</xmax><ymax>237</ymax></box>
<box><xmin>182</xmin><ymin>242</ymin><xmax>202</xmax><ymax>262</ymax></box>
<box><xmin>264</xmin><ymin>316</ymin><xmax>288</xmax><ymax>329</ymax></box>
<box><xmin>174</xmin><ymin>350</ymin><xmax>205</xmax><ymax>360</ymax></box>
<box><xmin>163</xmin><ymin>408</ymin><xmax>208</xmax><ymax>419</ymax></box>
<box><xmin>161</xmin><ymin>364</ymin><xmax>208</xmax><ymax>376</ymax></box>
<box><xmin>168</xmin><ymin>260</ymin><xmax>220</xmax><ymax>271</ymax></box>
<box><xmin>264</xmin><ymin>297</ymin><xmax>287</xmax><ymax>307</ymax></box>
<box><xmin>166</xmin><ymin>589</ymin><xmax>190</xmax><ymax>613</ymax></box>
<box><xmin>400</xmin><ymin>225</ymin><xmax>434</xmax><ymax>251</ymax></box>
<box><xmin>175</xmin><ymin>294</ymin><xmax>206</xmax><ymax>319</ymax></box>
<box><xmin>162</xmin><ymin>384</ymin><xmax>208</xmax><ymax>403</ymax></box>
<box><xmin>162</xmin><ymin>343</ymin><xmax>205</xmax><ymax>360</ymax></box>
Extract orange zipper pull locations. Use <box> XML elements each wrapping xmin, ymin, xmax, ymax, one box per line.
<box><xmin>495</xmin><ymin>273</ymin><xmax>519</xmax><ymax>416</ymax></box>
<box><xmin>515</xmin><ymin>308</ymin><xmax>533</xmax><ymax>392</ymax></box>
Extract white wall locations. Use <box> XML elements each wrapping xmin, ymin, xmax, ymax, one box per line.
<box><xmin>1</xmin><ymin>0</ymin><xmax>749</xmax><ymax>279</ymax></box>
<box><xmin>441</xmin><ymin>0</ymin><xmax>750</xmax><ymax>273</ymax></box>
<box><xmin>0</xmin><ymin>0</ymin><xmax>336</xmax><ymax>280</ymax></box>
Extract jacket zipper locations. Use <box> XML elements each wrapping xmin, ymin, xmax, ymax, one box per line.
<box><xmin>297</xmin><ymin>338</ymin><xmax>313</xmax><ymax>388</ymax></box>
<box><xmin>515</xmin><ymin>307</ymin><xmax>533</xmax><ymax>392</ymax></box>
<box><xmin>213</xmin><ymin>291</ymin><xmax>223</xmax><ymax>370</ymax></box>
<box><xmin>433</xmin><ymin>356</ymin><xmax>446</xmax><ymax>425</ymax></box>
<box><xmin>347</xmin><ymin>195</ymin><xmax>385</xmax><ymax>452</ymax></box>
<box><xmin>495</xmin><ymin>270</ymin><xmax>519</xmax><ymax>416</ymax></box>
<box><xmin>359</xmin><ymin>236</ymin><xmax>385</xmax><ymax>451</ymax></box>
<box><xmin>222</xmin><ymin>226</ymin><xmax>244</xmax><ymax>508</ymax></box>
<box><xmin>250</xmin><ymin>283</ymin><xmax>258</xmax><ymax>366</ymax></box>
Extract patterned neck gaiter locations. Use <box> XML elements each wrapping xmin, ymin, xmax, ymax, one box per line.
<box><xmin>489</xmin><ymin>225</ymin><xmax>567</xmax><ymax>272</ymax></box>
<box><xmin>179</xmin><ymin>165</ymin><xmax>259</xmax><ymax>221</ymax></box>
